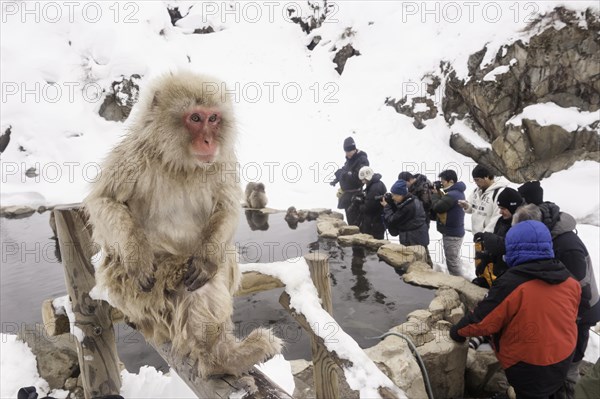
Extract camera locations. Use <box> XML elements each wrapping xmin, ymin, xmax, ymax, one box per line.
<box><xmin>383</xmin><ymin>192</ymin><xmax>394</xmax><ymax>204</ymax></box>
<box><xmin>433</xmin><ymin>180</ymin><xmax>443</xmax><ymax>191</ymax></box>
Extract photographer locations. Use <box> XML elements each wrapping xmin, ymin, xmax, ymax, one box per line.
<box><xmin>431</xmin><ymin>170</ymin><xmax>466</xmax><ymax>277</ymax></box>
<box><xmin>330</xmin><ymin>137</ymin><xmax>369</xmax><ymax>226</ymax></box>
<box><xmin>356</xmin><ymin>166</ymin><xmax>387</xmax><ymax>239</ymax></box>
<box><xmin>381</xmin><ymin>179</ymin><xmax>429</xmax><ymax>248</ymax></box>
<box><xmin>472</xmin><ymin>188</ymin><xmax>524</xmax><ymax>288</ymax></box>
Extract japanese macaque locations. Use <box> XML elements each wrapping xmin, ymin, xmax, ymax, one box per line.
<box><xmin>284</xmin><ymin>206</ymin><xmax>299</xmax><ymax>229</ymax></box>
<box><xmin>245</xmin><ymin>182</ymin><xmax>268</xmax><ymax>209</ymax></box>
<box><xmin>84</xmin><ymin>71</ymin><xmax>282</xmax><ymax>378</ymax></box>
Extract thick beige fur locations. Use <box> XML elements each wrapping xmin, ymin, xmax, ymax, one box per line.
<box><xmin>84</xmin><ymin>71</ymin><xmax>281</xmax><ymax>377</ymax></box>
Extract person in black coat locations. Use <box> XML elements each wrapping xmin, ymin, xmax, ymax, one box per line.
<box><xmin>330</xmin><ymin>137</ymin><xmax>369</xmax><ymax>226</ymax></box>
<box><xmin>382</xmin><ymin>179</ymin><xmax>429</xmax><ymax>247</ymax></box>
<box><xmin>355</xmin><ymin>166</ymin><xmax>386</xmax><ymax>239</ymax></box>
<box><xmin>472</xmin><ymin>188</ymin><xmax>524</xmax><ymax>288</ymax></box>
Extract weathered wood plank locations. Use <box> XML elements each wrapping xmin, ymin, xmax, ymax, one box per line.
<box><xmin>54</xmin><ymin>207</ymin><xmax>121</xmax><ymax>399</ymax></box>
<box><xmin>154</xmin><ymin>343</ymin><xmax>293</xmax><ymax>399</ymax></box>
<box><xmin>42</xmin><ymin>297</ymin><xmax>125</xmax><ymax>337</ymax></box>
<box><xmin>236</xmin><ymin>271</ymin><xmax>285</xmax><ymax>296</ymax></box>
<box><xmin>288</xmin><ymin>252</ymin><xmax>340</xmax><ymax>399</ymax></box>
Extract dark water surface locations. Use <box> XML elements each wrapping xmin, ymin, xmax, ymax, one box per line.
<box><xmin>0</xmin><ymin>210</ymin><xmax>434</xmax><ymax>372</ymax></box>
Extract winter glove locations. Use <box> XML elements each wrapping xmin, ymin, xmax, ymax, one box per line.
<box><xmin>475</xmin><ymin>250</ymin><xmax>491</xmax><ymax>264</ymax></box>
<box><xmin>482</xmin><ymin>233</ymin><xmax>505</xmax><ymax>256</ymax></box>
<box><xmin>449</xmin><ymin>325</ymin><xmax>466</xmax><ymax>343</ymax></box>
<box><xmin>471</xmin><ymin>276</ymin><xmax>490</xmax><ymax>288</ymax></box>
<box><xmin>352</xmin><ymin>194</ymin><xmax>365</xmax><ymax>204</ymax></box>
<box><xmin>330</xmin><ymin>179</ymin><xmax>339</xmax><ymax>186</ymax></box>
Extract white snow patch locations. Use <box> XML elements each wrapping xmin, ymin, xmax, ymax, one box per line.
<box><xmin>507</xmin><ymin>103</ymin><xmax>599</xmax><ymax>131</ymax></box>
<box><xmin>451</xmin><ymin>120</ymin><xmax>492</xmax><ymax>150</ymax></box>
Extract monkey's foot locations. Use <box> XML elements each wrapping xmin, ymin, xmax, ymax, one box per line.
<box><xmin>184</xmin><ymin>256</ymin><xmax>218</xmax><ymax>291</ymax></box>
<box><xmin>206</xmin><ymin>328</ymin><xmax>283</xmax><ymax>377</ymax></box>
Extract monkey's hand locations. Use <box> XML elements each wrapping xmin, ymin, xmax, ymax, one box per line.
<box><xmin>184</xmin><ymin>255</ymin><xmax>219</xmax><ymax>291</ymax></box>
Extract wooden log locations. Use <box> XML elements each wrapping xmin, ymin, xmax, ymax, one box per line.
<box><xmin>154</xmin><ymin>342</ymin><xmax>293</xmax><ymax>399</ymax></box>
<box><xmin>41</xmin><ymin>298</ymin><xmax>70</xmax><ymax>337</ymax></box>
<box><xmin>42</xmin><ymin>297</ymin><xmax>124</xmax><ymax>337</ymax></box>
<box><xmin>280</xmin><ymin>293</ymin><xmax>401</xmax><ymax>399</ymax></box>
<box><xmin>301</xmin><ymin>252</ymin><xmax>340</xmax><ymax>399</ymax></box>
<box><xmin>54</xmin><ymin>207</ymin><xmax>122</xmax><ymax>399</ymax></box>
<box><xmin>237</xmin><ymin>271</ymin><xmax>285</xmax><ymax>297</ymax></box>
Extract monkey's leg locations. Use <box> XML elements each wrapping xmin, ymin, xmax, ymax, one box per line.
<box><xmin>207</xmin><ymin>325</ymin><xmax>283</xmax><ymax>377</ymax></box>
<box><xmin>86</xmin><ymin>198</ymin><xmax>155</xmax><ymax>291</ymax></box>
<box><xmin>173</xmin><ymin>280</ymin><xmax>282</xmax><ymax>377</ymax></box>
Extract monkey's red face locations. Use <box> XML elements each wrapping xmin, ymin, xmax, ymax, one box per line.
<box><xmin>184</xmin><ymin>107</ymin><xmax>222</xmax><ymax>163</ymax></box>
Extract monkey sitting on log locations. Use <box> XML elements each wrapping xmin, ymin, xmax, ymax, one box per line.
<box><xmin>84</xmin><ymin>71</ymin><xmax>282</xmax><ymax>378</ymax></box>
<box><xmin>244</xmin><ymin>182</ymin><xmax>268</xmax><ymax>209</ymax></box>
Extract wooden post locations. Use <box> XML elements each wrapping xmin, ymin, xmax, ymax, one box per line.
<box><xmin>304</xmin><ymin>252</ymin><xmax>340</xmax><ymax>399</ymax></box>
<box><xmin>53</xmin><ymin>207</ymin><xmax>121</xmax><ymax>399</ymax></box>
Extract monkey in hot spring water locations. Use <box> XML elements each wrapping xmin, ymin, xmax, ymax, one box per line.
<box><xmin>84</xmin><ymin>71</ymin><xmax>282</xmax><ymax>377</ymax></box>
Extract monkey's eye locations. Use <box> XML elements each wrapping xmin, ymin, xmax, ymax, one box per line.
<box><xmin>190</xmin><ymin>113</ymin><xmax>202</xmax><ymax>122</ymax></box>
<box><xmin>208</xmin><ymin>114</ymin><xmax>218</xmax><ymax>123</ymax></box>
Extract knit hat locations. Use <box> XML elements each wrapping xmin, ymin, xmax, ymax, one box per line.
<box><xmin>391</xmin><ymin>179</ymin><xmax>408</xmax><ymax>196</ymax></box>
<box><xmin>505</xmin><ymin>220</ymin><xmax>554</xmax><ymax>268</ymax></box>
<box><xmin>398</xmin><ymin>171</ymin><xmax>414</xmax><ymax>181</ymax></box>
<box><xmin>359</xmin><ymin>166</ymin><xmax>374</xmax><ymax>181</ymax></box>
<box><xmin>343</xmin><ymin>137</ymin><xmax>356</xmax><ymax>152</ymax></box>
<box><xmin>518</xmin><ymin>181</ymin><xmax>544</xmax><ymax>205</ymax></box>
<box><xmin>497</xmin><ymin>188</ymin><xmax>523</xmax><ymax>215</ymax></box>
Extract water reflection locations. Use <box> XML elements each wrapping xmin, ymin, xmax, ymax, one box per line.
<box><xmin>244</xmin><ymin>210</ymin><xmax>269</xmax><ymax>231</ymax></box>
<box><xmin>350</xmin><ymin>246</ymin><xmax>370</xmax><ymax>301</ymax></box>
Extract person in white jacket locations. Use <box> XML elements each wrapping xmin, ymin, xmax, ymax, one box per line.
<box><xmin>459</xmin><ymin>165</ymin><xmax>508</xmax><ymax>234</ymax></box>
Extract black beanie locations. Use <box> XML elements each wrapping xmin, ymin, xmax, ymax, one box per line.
<box><xmin>343</xmin><ymin>137</ymin><xmax>356</xmax><ymax>152</ymax></box>
<box><xmin>497</xmin><ymin>188</ymin><xmax>523</xmax><ymax>215</ymax></box>
<box><xmin>518</xmin><ymin>181</ymin><xmax>544</xmax><ymax>205</ymax></box>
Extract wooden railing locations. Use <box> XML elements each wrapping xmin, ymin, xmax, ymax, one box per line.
<box><xmin>43</xmin><ymin>205</ymin><xmax>405</xmax><ymax>399</ymax></box>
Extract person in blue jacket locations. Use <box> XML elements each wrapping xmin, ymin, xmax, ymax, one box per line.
<box><xmin>431</xmin><ymin>169</ymin><xmax>466</xmax><ymax>276</ymax></box>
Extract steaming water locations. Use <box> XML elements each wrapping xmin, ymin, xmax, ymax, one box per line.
<box><xmin>0</xmin><ymin>210</ymin><xmax>434</xmax><ymax>372</ymax></box>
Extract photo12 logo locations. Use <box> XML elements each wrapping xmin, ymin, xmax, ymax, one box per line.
<box><xmin>400</xmin><ymin>1</ymin><xmax>541</xmax><ymax>24</ymax></box>
<box><xmin>1</xmin><ymin>1</ymin><xmax>140</xmax><ymax>24</ymax></box>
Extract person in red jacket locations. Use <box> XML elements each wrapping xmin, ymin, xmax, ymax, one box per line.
<box><xmin>450</xmin><ymin>220</ymin><xmax>581</xmax><ymax>399</ymax></box>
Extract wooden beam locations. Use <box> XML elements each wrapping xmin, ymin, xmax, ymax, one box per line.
<box><xmin>280</xmin><ymin>252</ymin><xmax>340</xmax><ymax>399</ymax></box>
<box><xmin>154</xmin><ymin>342</ymin><xmax>293</xmax><ymax>398</ymax></box>
<box><xmin>236</xmin><ymin>271</ymin><xmax>284</xmax><ymax>297</ymax></box>
<box><xmin>54</xmin><ymin>207</ymin><xmax>121</xmax><ymax>399</ymax></box>
<box><xmin>42</xmin><ymin>298</ymin><xmax>124</xmax><ymax>337</ymax></box>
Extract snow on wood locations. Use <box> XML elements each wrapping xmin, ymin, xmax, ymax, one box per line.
<box><xmin>240</xmin><ymin>259</ymin><xmax>408</xmax><ymax>399</ymax></box>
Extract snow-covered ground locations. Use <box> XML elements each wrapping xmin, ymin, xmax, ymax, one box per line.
<box><xmin>1</xmin><ymin>1</ymin><xmax>599</xmax><ymax>397</ymax></box>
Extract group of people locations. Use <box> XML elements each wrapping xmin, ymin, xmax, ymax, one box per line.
<box><xmin>330</xmin><ymin>137</ymin><xmax>600</xmax><ymax>398</ymax></box>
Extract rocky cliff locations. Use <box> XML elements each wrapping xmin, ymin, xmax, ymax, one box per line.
<box><xmin>443</xmin><ymin>7</ymin><xmax>599</xmax><ymax>182</ymax></box>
